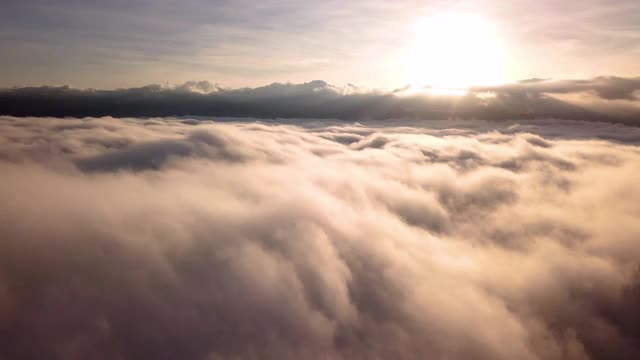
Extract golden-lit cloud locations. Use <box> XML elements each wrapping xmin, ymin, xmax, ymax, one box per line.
<box><xmin>1</xmin><ymin>116</ymin><xmax>640</xmax><ymax>359</ymax></box>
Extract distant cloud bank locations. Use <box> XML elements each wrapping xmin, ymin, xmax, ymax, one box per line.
<box><xmin>1</xmin><ymin>116</ymin><xmax>640</xmax><ymax>359</ymax></box>
<box><xmin>2</xmin><ymin>76</ymin><xmax>640</xmax><ymax>124</ymax></box>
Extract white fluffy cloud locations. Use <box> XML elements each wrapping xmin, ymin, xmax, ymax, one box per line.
<box><xmin>1</xmin><ymin>116</ymin><xmax>640</xmax><ymax>359</ymax></box>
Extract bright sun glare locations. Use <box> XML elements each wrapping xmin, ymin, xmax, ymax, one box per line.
<box><xmin>406</xmin><ymin>13</ymin><xmax>506</xmax><ymax>95</ymax></box>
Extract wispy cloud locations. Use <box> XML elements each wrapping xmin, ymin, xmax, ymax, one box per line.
<box><xmin>2</xmin><ymin>1</ymin><xmax>639</xmax><ymax>88</ymax></box>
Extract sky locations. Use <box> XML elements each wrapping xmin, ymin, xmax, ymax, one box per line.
<box><xmin>2</xmin><ymin>0</ymin><xmax>640</xmax><ymax>89</ymax></box>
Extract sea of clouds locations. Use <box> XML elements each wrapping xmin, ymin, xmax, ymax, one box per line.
<box><xmin>1</xmin><ymin>115</ymin><xmax>640</xmax><ymax>359</ymax></box>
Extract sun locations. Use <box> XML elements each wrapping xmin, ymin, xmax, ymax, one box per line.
<box><xmin>405</xmin><ymin>13</ymin><xmax>506</xmax><ymax>94</ymax></box>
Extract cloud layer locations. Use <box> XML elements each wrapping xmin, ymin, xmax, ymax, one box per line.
<box><xmin>1</xmin><ymin>116</ymin><xmax>640</xmax><ymax>359</ymax></box>
<box><xmin>2</xmin><ymin>77</ymin><xmax>640</xmax><ymax>124</ymax></box>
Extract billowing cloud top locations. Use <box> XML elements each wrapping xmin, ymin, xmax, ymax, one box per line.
<box><xmin>1</xmin><ymin>115</ymin><xmax>640</xmax><ymax>359</ymax></box>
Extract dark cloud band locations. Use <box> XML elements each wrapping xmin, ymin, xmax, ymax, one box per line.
<box><xmin>2</xmin><ymin>77</ymin><xmax>640</xmax><ymax>124</ymax></box>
